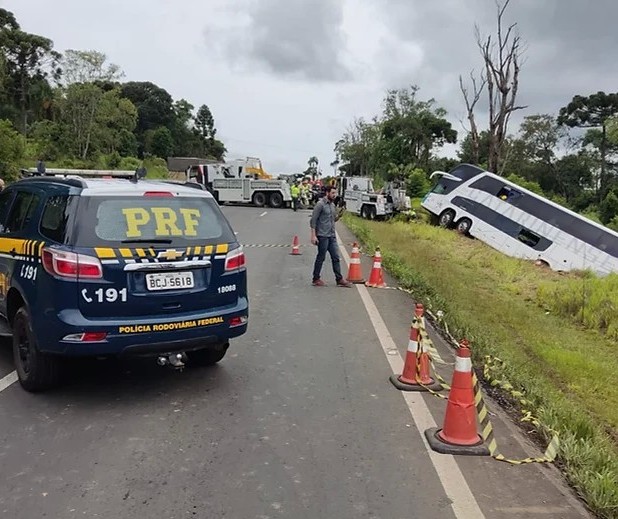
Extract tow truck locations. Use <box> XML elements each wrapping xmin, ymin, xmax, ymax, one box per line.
<box><xmin>186</xmin><ymin>160</ymin><xmax>292</xmax><ymax>209</ymax></box>
<box><xmin>335</xmin><ymin>176</ymin><xmax>413</xmax><ymax>220</ymax></box>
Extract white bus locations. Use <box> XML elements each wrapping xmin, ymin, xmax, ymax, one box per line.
<box><xmin>421</xmin><ymin>164</ymin><xmax>618</xmax><ymax>276</ymax></box>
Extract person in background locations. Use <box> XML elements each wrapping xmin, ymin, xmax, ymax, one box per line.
<box><xmin>290</xmin><ymin>181</ymin><xmax>300</xmax><ymax>211</ymax></box>
<box><xmin>309</xmin><ymin>185</ymin><xmax>351</xmax><ymax>288</ymax></box>
<box><xmin>0</xmin><ymin>179</ymin><xmax>5</xmax><ymax>191</ymax></box>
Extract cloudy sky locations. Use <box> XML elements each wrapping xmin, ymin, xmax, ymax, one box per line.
<box><xmin>4</xmin><ymin>0</ymin><xmax>618</xmax><ymax>174</ymax></box>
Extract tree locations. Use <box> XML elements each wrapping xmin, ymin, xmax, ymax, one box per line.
<box><xmin>95</xmin><ymin>88</ymin><xmax>138</xmax><ymax>154</ymax></box>
<box><xmin>380</xmin><ymin>85</ymin><xmax>457</xmax><ymax>172</ymax></box>
<box><xmin>335</xmin><ymin>118</ymin><xmax>381</xmax><ymax>176</ymax></box>
<box><xmin>61</xmin><ymin>49</ymin><xmax>123</xmax><ymax>85</ymax></box>
<box><xmin>475</xmin><ymin>0</ymin><xmax>526</xmax><ymax>173</ymax></box>
<box><xmin>599</xmin><ymin>189</ymin><xmax>618</xmax><ymax>224</ymax></box>
<box><xmin>120</xmin><ymin>81</ymin><xmax>175</xmax><ymax>155</ymax></box>
<box><xmin>307</xmin><ymin>156</ymin><xmax>319</xmax><ymax>178</ymax></box>
<box><xmin>58</xmin><ymin>83</ymin><xmax>104</xmax><ymax>159</ymax></box>
<box><xmin>145</xmin><ymin>126</ymin><xmax>174</xmax><ymax>159</ymax></box>
<box><xmin>0</xmin><ymin>118</ymin><xmax>24</xmax><ymax>180</ymax></box>
<box><xmin>29</xmin><ymin>119</ymin><xmax>63</xmax><ymax>160</ymax></box>
<box><xmin>558</xmin><ymin>91</ymin><xmax>618</xmax><ymax>199</ymax></box>
<box><xmin>458</xmin><ymin>130</ymin><xmax>491</xmax><ymax>166</ymax></box>
<box><xmin>0</xmin><ymin>9</ymin><xmax>62</xmax><ymax>133</ymax></box>
<box><xmin>194</xmin><ymin>104</ymin><xmax>216</xmax><ymax>141</ymax></box>
<box><xmin>458</xmin><ymin>69</ymin><xmax>486</xmax><ymax>164</ymax></box>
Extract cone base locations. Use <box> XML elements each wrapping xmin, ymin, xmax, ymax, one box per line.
<box><xmin>289</xmin><ymin>251</ymin><xmax>302</xmax><ymax>255</ymax></box>
<box><xmin>389</xmin><ymin>374</ymin><xmax>443</xmax><ymax>392</ymax></box>
<box><xmin>424</xmin><ymin>427</ymin><xmax>490</xmax><ymax>456</ymax></box>
<box><xmin>349</xmin><ymin>278</ymin><xmax>365</xmax><ymax>284</ymax></box>
<box><xmin>365</xmin><ymin>282</ymin><xmax>386</xmax><ymax>288</ymax></box>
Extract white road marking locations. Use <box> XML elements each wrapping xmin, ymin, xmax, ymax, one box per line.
<box><xmin>259</xmin><ymin>211</ymin><xmax>268</xmax><ymax>217</ymax></box>
<box><xmin>0</xmin><ymin>371</ymin><xmax>18</xmax><ymax>393</ymax></box>
<box><xmin>337</xmin><ymin>232</ymin><xmax>485</xmax><ymax>519</ymax></box>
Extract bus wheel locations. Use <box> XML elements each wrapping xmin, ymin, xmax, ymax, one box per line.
<box><xmin>456</xmin><ymin>217</ymin><xmax>472</xmax><ymax>235</ymax></box>
<box><xmin>253</xmin><ymin>192</ymin><xmax>267</xmax><ymax>207</ymax></box>
<box><xmin>438</xmin><ymin>210</ymin><xmax>456</xmax><ymax>228</ymax></box>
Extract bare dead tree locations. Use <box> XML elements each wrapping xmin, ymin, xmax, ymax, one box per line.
<box><xmin>459</xmin><ymin>69</ymin><xmax>487</xmax><ymax>164</ymax></box>
<box><xmin>476</xmin><ymin>0</ymin><xmax>527</xmax><ymax>173</ymax></box>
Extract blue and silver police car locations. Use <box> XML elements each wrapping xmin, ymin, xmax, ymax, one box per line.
<box><xmin>0</xmin><ymin>170</ymin><xmax>248</xmax><ymax>392</ymax></box>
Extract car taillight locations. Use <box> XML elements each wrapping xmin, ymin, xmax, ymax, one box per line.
<box><xmin>229</xmin><ymin>316</ymin><xmax>247</xmax><ymax>327</ymax></box>
<box><xmin>62</xmin><ymin>332</ymin><xmax>108</xmax><ymax>342</ymax></box>
<box><xmin>42</xmin><ymin>248</ymin><xmax>103</xmax><ymax>279</ymax></box>
<box><xmin>224</xmin><ymin>248</ymin><xmax>246</xmax><ymax>271</ymax></box>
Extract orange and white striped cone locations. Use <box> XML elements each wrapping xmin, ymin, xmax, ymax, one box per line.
<box><xmin>346</xmin><ymin>242</ymin><xmax>365</xmax><ymax>283</ymax></box>
<box><xmin>365</xmin><ymin>247</ymin><xmax>386</xmax><ymax>288</ymax></box>
<box><xmin>290</xmin><ymin>235</ymin><xmax>301</xmax><ymax>255</ymax></box>
<box><xmin>425</xmin><ymin>340</ymin><xmax>489</xmax><ymax>456</ymax></box>
<box><xmin>390</xmin><ymin>303</ymin><xmax>442</xmax><ymax>392</ymax></box>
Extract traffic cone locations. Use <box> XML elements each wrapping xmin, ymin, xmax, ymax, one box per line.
<box><xmin>290</xmin><ymin>235</ymin><xmax>301</xmax><ymax>255</ymax></box>
<box><xmin>424</xmin><ymin>340</ymin><xmax>489</xmax><ymax>456</ymax></box>
<box><xmin>365</xmin><ymin>247</ymin><xmax>386</xmax><ymax>288</ymax></box>
<box><xmin>346</xmin><ymin>242</ymin><xmax>365</xmax><ymax>283</ymax></box>
<box><xmin>390</xmin><ymin>303</ymin><xmax>442</xmax><ymax>392</ymax></box>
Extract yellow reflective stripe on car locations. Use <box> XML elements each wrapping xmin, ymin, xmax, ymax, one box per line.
<box><xmin>92</xmin><ymin>244</ymin><xmax>231</xmax><ymax>262</ymax></box>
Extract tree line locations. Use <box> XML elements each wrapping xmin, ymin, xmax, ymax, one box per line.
<box><xmin>0</xmin><ymin>7</ymin><xmax>226</xmax><ymax>180</ymax></box>
<box><xmin>333</xmin><ymin>0</ymin><xmax>618</xmax><ymax>230</ymax></box>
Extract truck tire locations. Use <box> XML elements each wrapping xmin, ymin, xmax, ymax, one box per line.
<box><xmin>269</xmin><ymin>192</ymin><xmax>283</xmax><ymax>208</ymax></box>
<box><xmin>360</xmin><ymin>205</ymin><xmax>369</xmax><ymax>219</ymax></box>
<box><xmin>253</xmin><ymin>192</ymin><xmax>267</xmax><ymax>207</ymax></box>
<box><xmin>12</xmin><ymin>306</ymin><xmax>62</xmax><ymax>392</ymax></box>
<box><xmin>189</xmin><ymin>342</ymin><xmax>229</xmax><ymax>366</ymax></box>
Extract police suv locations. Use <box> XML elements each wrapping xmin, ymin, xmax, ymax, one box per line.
<box><xmin>0</xmin><ymin>168</ymin><xmax>248</xmax><ymax>392</ymax></box>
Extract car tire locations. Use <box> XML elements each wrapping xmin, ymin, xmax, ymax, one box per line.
<box><xmin>189</xmin><ymin>343</ymin><xmax>229</xmax><ymax>366</ymax></box>
<box><xmin>269</xmin><ymin>192</ymin><xmax>283</xmax><ymax>208</ymax></box>
<box><xmin>12</xmin><ymin>306</ymin><xmax>62</xmax><ymax>392</ymax></box>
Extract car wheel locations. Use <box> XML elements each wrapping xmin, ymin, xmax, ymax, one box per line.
<box><xmin>456</xmin><ymin>217</ymin><xmax>472</xmax><ymax>235</ymax></box>
<box><xmin>189</xmin><ymin>343</ymin><xmax>229</xmax><ymax>366</ymax></box>
<box><xmin>269</xmin><ymin>192</ymin><xmax>283</xmax><ymax>208</ymax></box>
<box><xmin>253</xmin><ymin>192</ymin><xmax>266</xmax><ymax>207</ymax></box>
<box><xmin>12</xmin><ymin>306</ymin><xmax>62</xmax><ymax>392</ymax></box>
<box><xmin>438</xmin><ymin>209</ymin><xmax>456</xmax><ymax>228</ymax></box>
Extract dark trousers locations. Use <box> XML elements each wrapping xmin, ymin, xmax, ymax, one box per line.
<box><xmin>292</xmin><ymin>197</ymin><xmax>298</xmax><ymax>211</ymax></box>
<box><xmin>312</xmin><ymin>236</ymin><xmax>343</xmax><ymax>282</ymax></box>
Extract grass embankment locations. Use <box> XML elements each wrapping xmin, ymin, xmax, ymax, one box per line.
<box><xmin>343</xmin><ymin>212</ymin><xmax>618</xmax><ymax>519</ymax></box>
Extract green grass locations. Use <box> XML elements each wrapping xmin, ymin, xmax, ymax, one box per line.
<box><xmin>343</xmin><ymin>213</ymin><xmax>618</xmax><ymax>518</ymax></box>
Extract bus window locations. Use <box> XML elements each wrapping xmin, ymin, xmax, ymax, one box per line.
<box><xmin>517</xmin><ymin>228</ymin><xmax>540</xmax><ymax>248</ymax></box>
<box><xmin>497</xmin><ymin>186</ymin><xmax>523</xmax><ymax>202</ymax></box>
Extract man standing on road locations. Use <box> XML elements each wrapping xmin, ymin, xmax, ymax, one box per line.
<box><xmin>310</xmin><ymin>185</ymin><xmax>351</xmax><ymax>287</ymax></box>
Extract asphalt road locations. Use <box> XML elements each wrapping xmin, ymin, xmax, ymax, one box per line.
<box><xmin>0</xmin><ymin>205</ymin><xmax>591</xmax><ymax>519</ymax></box>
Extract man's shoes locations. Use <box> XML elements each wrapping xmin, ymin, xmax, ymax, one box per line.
<box><xmin>312</xmin><ymin>279</ymin><xmax>326</xmax><ymax>286</ymax></box>
<box><xmin>336</xmin><ymin>279</ymin><xmax>352</xmax><ymax>288</ymax></box>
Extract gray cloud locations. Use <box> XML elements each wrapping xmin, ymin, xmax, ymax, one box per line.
<box><xmin>377</xmin><ymin>0</ymin><xmax>618</xmax><ymax>133</ymax></box>
<box><xmin>205</xmin><ymin>0</ymin><xmax>350</xmax><ymax>82</ymax></box>
<box><xmin>6</xmin><ymin>0</ymin><xmax>618</xmax><ymax>172</ymax></box>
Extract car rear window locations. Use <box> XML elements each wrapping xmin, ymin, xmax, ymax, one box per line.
<box><xmin>72</xmin><ymin>195</ymin><xmax>236</xmax><ymax>247</ymax></box>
